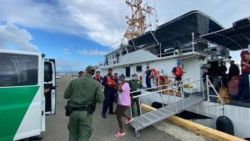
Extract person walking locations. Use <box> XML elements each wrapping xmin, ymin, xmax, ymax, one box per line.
<box><xmin>129</xmin><ymin>74</ymin><xmax>141</xmax><ymax>117</ymax></box>
<box><xmin>64</xmin><ymin>66</ymin><xmax>104</xmax><ymax>141</ymax></box>
<box><xmin>102</xmin><ymin>68</ymin><xmax>117</xmax><ymax>118</ymax></box>
<box><xmin>115</xmin><ymin>74</ymin><xmax>133</xmax><ymax>138</ymax></box>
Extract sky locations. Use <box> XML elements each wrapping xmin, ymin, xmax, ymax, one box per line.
<box><xmin>0</xmin><ymin>0</ymin><xmax>249</xmax><ymax>72</ymax></box>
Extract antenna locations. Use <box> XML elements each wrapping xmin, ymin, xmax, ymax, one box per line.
<box><xmin>123</xmin><ymin>0</ymin><xmax>155</xmax><ymax>40</ymax></box>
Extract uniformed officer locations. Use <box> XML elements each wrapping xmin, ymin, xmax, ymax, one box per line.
<box><xmin>64</xmin><ymin>66</ymin><xmax>104</xmax><ymax>141</ymax></box>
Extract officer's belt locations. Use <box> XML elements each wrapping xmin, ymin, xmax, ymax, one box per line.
<box><xmin>72</xmin><ymin>107</ymin><xmax>89</xmax><ymax>111</ymax></box>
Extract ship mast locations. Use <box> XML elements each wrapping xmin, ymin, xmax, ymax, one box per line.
<box><xmin>124</xmin><ymin>0</ymin><xmax>155</xmax><ymax>40</ymax></box>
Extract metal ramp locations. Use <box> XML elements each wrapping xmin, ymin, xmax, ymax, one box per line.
<box><xmin>130</xmin><ymin>79</ymin><xmax>205</xmax><ymax>137</ymax></box>
<box><xmin>131</xmin><ymin>95</ymin><xmax>204</xmax><ymax>133</ymax></box>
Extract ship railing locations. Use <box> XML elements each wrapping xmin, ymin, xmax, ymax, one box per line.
<box><xmin>130</xmin><ymin>32</ymin><xmax>202</xmax><ymax>58</ymax></box>
<box><xmin>205</xmin><ymin>75</ymin><xmax>224</xmax><ymax>104</ymax></box>
<box><xmin>130</xmin><ymin>78</ymin><xmax>204</xmax><ymax>127</ymax></box>
<box><xmin>131</xmin><ymin>78</ymin><xmax>191</xmax><ymax>93</ymax></box>
<box><xmin>159</xmin><ymin>42</ymin><xmax>198</xmax><ymax>57</ymax></box>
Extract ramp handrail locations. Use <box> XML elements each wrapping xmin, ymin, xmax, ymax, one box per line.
<box><xmin>205</xmin><ymin>75</ymin><xmax>224</xmax><ymax>104</ymax></box>
<box><xmin>132</xmin><ymin>79</ymin><xmax>199</xmax><ymax>99</ymax></box>
<box><xmin>130</xmin><ymin>78</ymin><xmax>191</xmax><ymax>95</ymax></box>
<box><xmin>130</xmin><ymin>78</ymin><xmax>204</xmax><ymax>129</ymax></box>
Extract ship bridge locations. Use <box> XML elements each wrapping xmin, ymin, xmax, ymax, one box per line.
<box><xmin>128</xmin><ymin>10</ymin><xmax>224</xmax><ymax>57</ymax></box>
<box><xmin>103</xmin><ymin>10</ymin><xmax>229</xmax><ymax>67</ymax></box>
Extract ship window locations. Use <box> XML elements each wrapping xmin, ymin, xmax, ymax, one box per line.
<box><xmin>125</xmin><ymin>67</ymin><xmax>130</xmax><ymax>77</ymax></box>
<box><xmin>0</xmin><ymin>53</ymin><xmax>38</xmax><ymax>87</ymax></box>
<box><xmin>136</xmin><ymin>66</ymin><xmax>142</xmax><ymax>72</ymax></box>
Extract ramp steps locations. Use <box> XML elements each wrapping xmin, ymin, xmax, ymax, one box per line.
<box><xmin>130</xmin><ymin>95</ymin><xmax>204</xmax><ymax>132</ymax></box>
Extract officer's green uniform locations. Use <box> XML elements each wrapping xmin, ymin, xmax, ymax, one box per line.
<box><xmin>64</xmin><ymin>74</ymin><xmax>104</xmax><ymax>141</ymax></box>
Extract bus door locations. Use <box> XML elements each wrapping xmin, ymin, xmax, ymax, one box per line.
<box><xmin>44</xmin><ymin>59</ymin><xmax>56</xmax><ymax>115</ymax></box>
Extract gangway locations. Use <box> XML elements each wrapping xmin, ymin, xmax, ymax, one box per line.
<box><xmin>130</xmin><ymin>80</ymin><xmax>205</xmax><ymax>137</ymax></box>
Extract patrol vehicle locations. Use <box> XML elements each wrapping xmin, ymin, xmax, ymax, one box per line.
<box><xmin>0</xmin><ymin>49</ymin><xmax>56</xmax><ymax>141</ymax></box>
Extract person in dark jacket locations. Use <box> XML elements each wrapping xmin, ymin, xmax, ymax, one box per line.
<box><xmin>219</xmin><ymin>62</ymin><xmax>228</xmax><ymax>87</ymax></box>
<box><xmin>219</xmin><ymin>62</ymin><xmax>227</xmax><ymax>76</ymax></box>
<box><xmin>102</xmin><ymin>68</ymin><xmax>117</xmax><ymax>118</ymax></box>
<box><xmin>145</xmin><ymin>66</ymin><xmax>151</xmax><ymax>88</ymax></box>
<box><xmin>228</xmin><ymin>60</ymin><xmax>240</xmax><ymax>80</ymax></box>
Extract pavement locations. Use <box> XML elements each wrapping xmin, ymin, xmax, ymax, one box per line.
<box><xmin>41</xmin><ymin>77</ymin><xmax>181</xmax><ymax>141</ymax></box>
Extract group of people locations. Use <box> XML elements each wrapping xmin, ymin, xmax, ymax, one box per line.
<box><xmin>64</xmin><ymin>66</ymin><xmax>142</xmax><ymax>141</ymax></box>
<box><xmin>204</xmin><ymin>50</ymin><xmax>250</xmax><ymax>102</ymax></box>
<box><xmin>145</xmin><ymin>62</ymin><xmax>184</xmax><ymax>90</ymax></box>
<box><xmin>227</xmin><ymin>51</ymin><xmax>250</xmax><ymax>102</ymax></box>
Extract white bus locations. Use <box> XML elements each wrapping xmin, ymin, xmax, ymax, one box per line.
<box><xmin>0</xmin><ymin>49</ymin><xmax>56</xmax><ymax>141</ymax></box>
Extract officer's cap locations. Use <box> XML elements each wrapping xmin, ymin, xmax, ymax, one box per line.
<box><xmin>86</xmin><ymin>66</ymin><xmax>95</xmax><ymax>71</ymax></box>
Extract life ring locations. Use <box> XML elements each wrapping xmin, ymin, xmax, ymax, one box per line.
<box><xmin>216</xmin><ymin>116</ymin><xmax>234</xmax><ymax>135</ymax></box>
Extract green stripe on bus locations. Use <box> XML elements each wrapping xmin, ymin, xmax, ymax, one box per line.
<box><xmin>0</xmin><ymin>86</ymin><xmax>39</xmax><ymax>141</ymax></box>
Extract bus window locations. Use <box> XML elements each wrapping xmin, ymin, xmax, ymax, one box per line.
<box><xmin>0</xmin><ymin>53</ymin><xmax>38</xmax><ymax>87</ymax></box>
<box><xmin>44</xmin><ymin>62</ymin><xmax>53</xmax><ymax>82</ymax></box>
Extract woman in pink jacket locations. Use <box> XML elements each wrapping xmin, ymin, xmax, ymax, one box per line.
<box><xmin>115</xmin><ymin>74</ymin><xmax>133</xmax><ymax>138</ymax></box>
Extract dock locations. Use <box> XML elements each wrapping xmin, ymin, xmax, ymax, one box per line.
<box><xmin>39</xmin><ymin>77</ymin><xmax>208</xmax><ymax>141</ymax></box>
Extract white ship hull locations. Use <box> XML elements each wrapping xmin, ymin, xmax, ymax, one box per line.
<box><xmin>99</xmin><ymin>49</ymin><xmax>250</xmax><ymax>139</ymax></box>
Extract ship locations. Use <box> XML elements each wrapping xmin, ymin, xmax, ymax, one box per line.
<box><xmin>98</xmin><ymin>1</ymin><xmax>250</xmax><ymax>139</ymax></box>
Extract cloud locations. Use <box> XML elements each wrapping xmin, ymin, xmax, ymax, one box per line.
<box><xmin>62</xmin><ymin>47</ymin><xmax>71</xmax><ymax>55</ymax></box>
<box><xmin>0</xmin><ymin>0</ymin><xmax>127</xmax><ymax>48</ymax></box>
<box><xmin>78</xmin><ymin>49</ymin><xmax>108</xmax><ymax>56</ymax></box>
<box><xmin>62</xmin><ymin>48</ymin><xmax>70</xmax><ymax>52</ymax></box>
<box><xmin>0</xmin><ymin>23</ymin><xmax>38</xmax><ymax>50</ymax></box>
<box><xmin>65</xmin><ymin>1</ymin><xmax>126</xmax><ymax>47</ymax></box>
<box><xmin>0</xmin><ymin>0</ymin><xmax>249</xmax><ymax>49</ymax></box>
